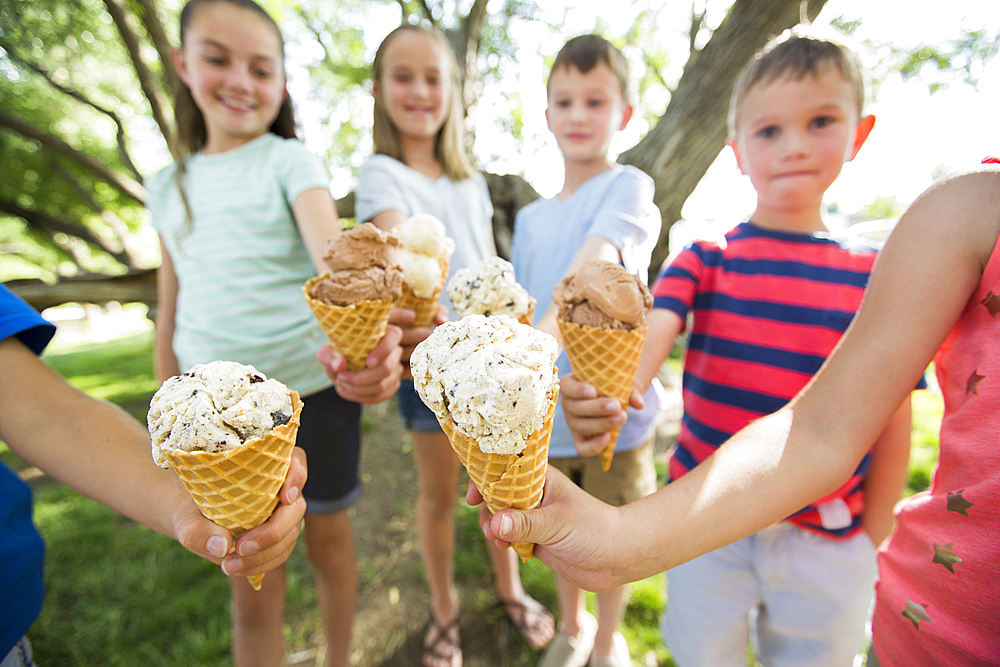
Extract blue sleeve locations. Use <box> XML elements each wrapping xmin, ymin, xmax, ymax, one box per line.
<box><xmin>355</xmin><ymin>156</ymin><xmax>410</xmax><ymax>223</ymax></box>
<box><xmin>0</xmin><ymin>285</ymin><xmax>55</xmax><ymax>356</ymax></box>
<box><xmin>588</xmin><ymin>167</ymin><xmax>661</xmax><ymax>282</ymax></box>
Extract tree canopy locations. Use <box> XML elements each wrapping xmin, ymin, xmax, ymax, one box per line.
<box><xmin>1</xmin><ymin>0</ymin><xmax>996</xmax><ymax>307</ymax></box>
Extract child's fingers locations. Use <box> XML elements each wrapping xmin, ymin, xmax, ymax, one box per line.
<box><xmin>628</xmin><ymin>385</ymin><xmax>645</xmax><ymax>410</ymax></box>
<box><xmin>573</xmin><ymin>432</ymin><xmax>611</xmax><ymax>458</ymax></box>
<box><xmin>560</xmin><ymin>372</ymin><xmax>598</xmax><ymax>400</ymax></box>
<box><xmin>280</xmin><ymin>447</ymin><xmax>307</xmax><ymax>505</ymax></box>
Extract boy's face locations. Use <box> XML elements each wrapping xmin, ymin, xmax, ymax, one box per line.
<box><xmin>730</xmin><ymin>66</ymin><xmax>874</xmax><ymax>216</ymax></box>
<box><xmin>546</xmin><ymin>63</ymin><xmax>633</xmax><ymax>166</ymax></box>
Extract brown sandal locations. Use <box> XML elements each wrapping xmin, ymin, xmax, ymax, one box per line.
<box><xmin>423</xmin><ymin>615</ymin><xmax>462</xmax><ymax>667</ymax></box>
<box><xmin>497</xmin><ymin>595</ymin><xmax>555</xmax><ymax>650</ymax></box>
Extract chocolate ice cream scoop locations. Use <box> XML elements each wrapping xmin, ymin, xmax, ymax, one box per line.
<box><xmin>552</xmin><ymin>259</ymin><xmax>652</xmax><ymax>330</ymax></box>
<box><xmin>309</xmin><ymin>222</ymin><xmax>404</xmax><ymax>305</ymax></box>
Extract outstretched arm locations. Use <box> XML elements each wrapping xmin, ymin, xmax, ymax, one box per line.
<box><xmin>296</xmin><ymin>190</ymin><xmax>405</xmax><ymax>403</ymax></box>
<box><xmin>480</xmin><ymin>169</ymin><xmax>1000</xmax><ymax>591</ymax></box>
<box><xmin>0</xmin><ymin>337</ymin><xmax>307</xmax><ymax>577</ymax></box>
<box><xmin>533</xmin><ymin>236</ymin><xmax>621</xmax><ymax>342</ymax></box>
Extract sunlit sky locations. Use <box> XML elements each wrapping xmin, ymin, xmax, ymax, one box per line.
<box><xmin>290</xmin><ymin>0</ymin><xmax>999</xmax><ymax>234</ymax></box>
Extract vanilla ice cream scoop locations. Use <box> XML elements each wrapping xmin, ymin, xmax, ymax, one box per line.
<box><xmin>392</xmin><ymin>214</ymin><xmax>455</xmax><ymax>298</ymax></box>
<box><xmin>410</xmin><ymin>314</ymin><xmax>558</xmax><ymax>455</ymax></box>
<box><xmin>148</xmin><ymin>361</ymin><xmax>293</xmax><ymax>468</ymax></box>
<box><xmin>446</xmin><ymin>257</ymin><xmax>533</xmax><ymax>320</ymax></box>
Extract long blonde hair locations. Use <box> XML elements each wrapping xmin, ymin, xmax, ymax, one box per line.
<box><xmin>371</xmin><ymin>24</ymin><xmax>475</xmax><ymax>181</ymax></box>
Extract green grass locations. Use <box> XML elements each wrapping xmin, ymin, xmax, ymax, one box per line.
<box><xmin>10</xmin><ymin>331</ymin><xmax>942</xmax><ymax>666</ymax></box>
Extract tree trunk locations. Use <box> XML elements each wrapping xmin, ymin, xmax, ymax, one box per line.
<box><xmin>620</xmin><ymin>0</ymin><xmax>828</xmax><ymax>275</ymax></box>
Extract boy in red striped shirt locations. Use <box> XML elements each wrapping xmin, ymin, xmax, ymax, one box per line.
<box><xmin>562</xmin><ymin>29</ymin><xmax>918</xmax><ymax>667</ymax></box>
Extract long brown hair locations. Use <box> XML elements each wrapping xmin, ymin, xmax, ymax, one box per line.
<box><xmin>171</xmin><ymin>0</ymin><xmax>297</xmax><ymax>239</ymax></box>
<box><xmin>371</xmin><ymin>24</ymin><xmax>475</xmax><ymax>181</ymax></box>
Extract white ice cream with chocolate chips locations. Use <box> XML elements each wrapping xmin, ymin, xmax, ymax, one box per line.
<box><xmin>446</xmin><ymin>256</ymin><xmax>532</xmax><ymax>319</ymax></box>
<box><xmin>148</xmin><ymin>361</ymin><xmax>293</xmax><ymax>467</ymax></box>
<box><xmin>410</xmin><ymin>314</ymin><xmax>558</xmax><ymax>455</ymax></box>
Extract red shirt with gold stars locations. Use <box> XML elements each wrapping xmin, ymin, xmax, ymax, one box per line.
<box><xmin>872</xmin><ymin>223</ymin><xmax>1000</xmax><ymax>665</ymax></box>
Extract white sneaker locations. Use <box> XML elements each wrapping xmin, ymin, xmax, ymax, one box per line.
<box><xmin>538</xmin><ymin>612</ymin><xmax>597</xmax><ymax>667</ymax></box>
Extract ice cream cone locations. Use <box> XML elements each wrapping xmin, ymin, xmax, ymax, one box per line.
<box><xmin>557</xmin><ymin>319</ymin><xmax>648</xmax><ymax>471</ymax></box>
<box><xmin>398</xmin><ymin>259</ymin><xmax>449</xmax><ymax>329</ymax></box>
<box><xmin>517</xmin><ymin>298</ymin><xmax>537</xmax><ymax>327</ymax></box>
<box><xmin>164</xmin><ymin>391</ymin><xmax>303</xmax><ymax>590</ymax></box>
<box><xmin>438</xmin><ymin>377</ymin><xmax>558</xmax><ymax>561</ymax></box>
<box><xmin>304</xmin><ymin>275</ymin><xmax>396</xmax><ymax>371</ymax></box>
<box><xmin>397</xmin><ymin>261</ymin><xmax>448</xmax><ymax>381</ymax></box>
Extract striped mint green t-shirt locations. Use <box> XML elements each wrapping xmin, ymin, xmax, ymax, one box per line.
<box><xmin>147</xmin><ymin>133</ymin><xmax>333</xmax><ymax>396</ymax></box>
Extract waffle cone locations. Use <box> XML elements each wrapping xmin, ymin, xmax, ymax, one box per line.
<box><xmin>398</xmin><ymin>262</ymin><xmax>448</xmax><ymax>381</ymax></box>
<box><xmin>303</xmin><ymin>275</ymin><xmax>396</xmax><ymax>371</ymax></box>
<box><xmin>437</xmin><ymin>378</ymin><xmax>558</xmax><ymax>561</ymax></box>
<box><xmin>398</xmin><ymin>259</ymin><xmax>449</xmax><ymax>329</ymax></box>
<box><xmin>164</xmin><ymin>391</ymin><xmax>303</xmax><ymax>590</ymax></box>
<box><xmin>557</xmin><ymin>319</ymin><xmax>648</xmax><ymax>471</ymax></box>
<box><xmin>516</xmin><ymin>298</ymin><xmax>537</xmax><ymax>327</ymax></box>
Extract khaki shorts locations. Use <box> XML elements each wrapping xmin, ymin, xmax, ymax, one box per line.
<box><xmin>549</xmin><ymin>438</ymin><xmax>657</xmax><ymax>507</ymax></box>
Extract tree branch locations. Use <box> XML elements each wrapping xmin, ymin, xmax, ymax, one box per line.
<box><xmin>46</xmin><ymin>157</ymin><xmax>146</xmax><ymax>269</ymax></box>
<box><xmin>102</xmin><ymin>0</ymin><xmax>177</xmax><ymax>157</ymax></box>
<box><xmin>0</xmin><ymin>108</ymin><xmax>147</xmax><ymax>204</ymax></box>
<box><xmin>0</xmin><ymin>39</ymin><xmax>142</xmax><ymax>180</ymax></box>
<box><xmin>0</xmin><ymin>198</ymin><xmax>133</xmax><ymax>267</ymax></box>
<box><xmin>129</xmin><ymin>0</ymin><xmax>180</xmax><ymax>97</ymax></box>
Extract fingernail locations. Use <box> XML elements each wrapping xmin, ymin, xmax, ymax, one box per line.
<box><xmin>286</xmin><ymin>486</ymin><xmax>299</xmax><ymax>504</ymax></box>
<box><xmin>585</xmin><ymin>386</ymin><xmax>598</xmax><ymax>398</ymax></box>
<box><xmin>481</xmin><ymin>521</ymin><xmax>490</xmax><ymax>535</ymax></box>
<box><xmin>207</xmin><ymin>535</ymin><xmax>228</xmax><ymax>558</ymax></box>
<box><xmin>238</xmin><ymin>541</ymin><xmax>259</xmax><ymax>557</ymax></box>
<box><xmin>499</xmin><ymin>514</ymin><xmax>513</xmax><ymax>538</ymax></box>
<box><xmin>222</xmin><ymin>557</ymin><xmax>240</xmax><ymax>575</ymax></box>
<box><xmin>615</xmin><ymin>412</ymin><xmax>628</xmax><ymax>425</ymax></box>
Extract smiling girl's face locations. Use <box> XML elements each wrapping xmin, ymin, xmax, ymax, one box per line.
<box><xmin>374</xmin><ymin>30</ymin><xmax>452</xmax><ymax>148</ymax></box>
<box><xmin>173</xmin><ymin>1</ymin><xmax>286</xmax><ymax>154</ymax></box>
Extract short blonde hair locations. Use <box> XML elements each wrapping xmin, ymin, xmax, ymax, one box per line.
<box><xmin>728</xmin><ymin>27</ymin><xmax>866</xmax><ymax>137</ymax></box>
<box><xmin>371</xmin><ymin>24</ymin><xmax>475</xmax><ymax>181</ymax></box>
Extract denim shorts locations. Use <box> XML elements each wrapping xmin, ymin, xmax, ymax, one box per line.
<box><xmin>297</xmin><ymin>385</ymin><xmax>362</xmax><ymax>514</ymax></box>
<box><xmin>396</xmin><ymin>380</ymin><xmax>442</xmax><ymax>432</ymax></box>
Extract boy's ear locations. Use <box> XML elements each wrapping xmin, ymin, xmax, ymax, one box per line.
<box><xmin>848</xmin><ymin>114</ymin><xmax>876</xmax><ymax>161</ymax></box>
<box><xmin>619</xmin><ymin>104</ymin><xmax>634</xmax><ymax>131</ymax></box>
<box><xmin>729</xmin><ymin>138</ymin><xmax>748</xmax><ymax>175</ymax></box>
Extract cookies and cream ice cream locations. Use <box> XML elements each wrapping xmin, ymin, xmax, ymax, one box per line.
<box><xmin>552</xmin><ymin>259</ymin><xmax>652</xmax><ymax>330</ymax></box>
<box><xmin>411</xmin><ymin>314</ymin><xmax>558</xmax><ymax>455</ymax></box>
<box><xmin>391</xmin><ymin>214</ymin><xmax>455</xmax><ymax>299</ymax></box>
<box><xmin>308</xmin><ymin>222</ymin><xmax>404</xmax><ymax>305</ymax></box>
<box><xmin>446</xmin><ymin>257</ymin><xmax>534</xmax><ymax>322</ymax></box>
<box><xmin>148</xmin><ymin>361</ymin><xmax>293</xmax><ymax>467</ymax></box>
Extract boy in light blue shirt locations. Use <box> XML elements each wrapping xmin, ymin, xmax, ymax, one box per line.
<box><xmin>510</xmin><ymin>34</ymin><xmax>662</xmax><ymax>667</ymax></box>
